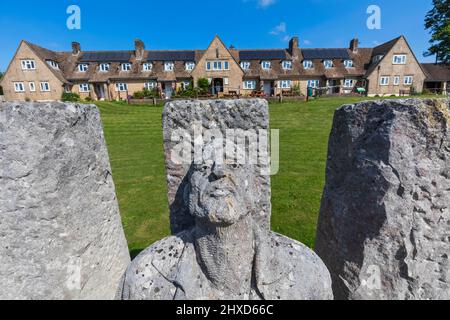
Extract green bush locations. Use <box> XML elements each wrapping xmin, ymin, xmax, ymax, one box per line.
<box><xmin>197</xmin><ymin>77</ymin><xmax>210</xmax><ymax>93</ymax></box>
<box><xmin>61</xmin><ymin>92</ymin><xmax>80</xmax><ymax>102</ymax></box>
<box><xmin>133</xmin><ymin>88</ymin><xmax>159</xmax><ymax>99</ymax></box>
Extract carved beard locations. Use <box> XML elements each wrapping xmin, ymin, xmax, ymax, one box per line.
<box><xmin>189</xmin><ymin>178</ymin><xmax>245</xmax><ymax>226</ymax></box>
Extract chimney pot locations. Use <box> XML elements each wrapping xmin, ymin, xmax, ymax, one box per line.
<box><xmin>350</xmin><ymin>38</ymin><xmax>359</xmax><ymax>53</ymax></box>
<box><xmin>72</xmin><ymin>42</ymin><xmax>81</xmax><ymax>55</ymax></box>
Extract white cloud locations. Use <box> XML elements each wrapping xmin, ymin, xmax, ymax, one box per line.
<box><xmin>303</xmin><ymin>40</ymin><xmax>311</xmax><ymax>45</ymax></box>
<box><xmin>258</xmin><ymin>0</ymin><xmax>276</xmax><ymax>8</ymax></box>
<box><xmin>270</xmin><ymin>22</ymin><xmax>286</xmax><ymax>35</ymax></box>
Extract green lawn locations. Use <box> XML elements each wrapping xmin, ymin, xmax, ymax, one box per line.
<box><xmin>96</xmin><ymin>95</ymin><xmax>435</xmax><ymax>255</ymax></box>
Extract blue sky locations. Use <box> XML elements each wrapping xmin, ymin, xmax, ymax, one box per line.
<box><xmin>0</xmin><ymin>0</ymin><xmax>436</xmax><ymax>71</ymax></box>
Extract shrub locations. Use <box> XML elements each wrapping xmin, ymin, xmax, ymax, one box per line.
<box><xmin>61</xmin><ymin>92</ymin><xmax>80</xmax><ymax>102</ymax></box>
<box><xmin>197</xmin><ymin>78</ymin><xmax>210</xmax><ymax>93</ymax></box>
<box><xmin>84</xmin><ymin>97</ymin><xmax>93</xmax><ymax>102</ymax></box>
<box><xmin>133</xmin><ymin>88</ymin><xmax>159</xmax><ymax>99</ymax></box>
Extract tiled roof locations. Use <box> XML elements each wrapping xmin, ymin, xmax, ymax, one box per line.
<box><xmin>421</xmin><ymin>63</ymin><xmax>450</xmax><ymax>81</ymax></box>
<box><xmin>147</xmin><ymin>51</ymin><xmax>196</xmax><ymax>61</ymax></box>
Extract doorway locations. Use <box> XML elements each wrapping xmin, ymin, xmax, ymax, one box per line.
<box><xmin>263</xmin><ymin>81</ymin><xmax>273</xmax><ymax>96</ymax></box>
<box><xmin>212</xmin><ymin>78</ymin><xmax>224</xmax><ymax>95</ymax></box>
<box><xmin>94</xmin><ymin>83</ymin><xmax>106</xmax><ymax>100</ymax></box>
<box><xmin>162</xmin><ymin>82</ymin><xmax>173</xmax><ymax>99</ymax></box>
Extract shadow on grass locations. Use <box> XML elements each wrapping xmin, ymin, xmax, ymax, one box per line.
<box><xmin>130</xmin><ymin>248</ymin><xmax>145</xmax><ymax>260</ymax></box>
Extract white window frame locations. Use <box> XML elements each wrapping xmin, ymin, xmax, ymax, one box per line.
<box><xmin>261</xmin><ymin>61</ymin><xmax>271</xmax><ymax>70</ymax></box>
<box><xmin>206</xmin><ymin>61</ymin><xmax>212</xmax><ymax>71</ymax></box>
<box><xmin>46</xmin><ymin>60</ymin><xmax>59</xmax><ymax>69</ymax></box>
<box><xmin>393</xmin><ymin>76</ymin><xmax>400</xmax><ymax>86</ymax></box>
<box><xmin>79</xmin><ymin>83</ymin><xmax>90</xmax><ymax>93</ymax></box>
<box><xmin>303</xmin><ymin>60</ymin><xmax>313</xmax><ymax>69</ymax></box>
<box><xmin>373</xmin><ymin>55</ymin><xmax>384</xmax><ymax>63</ymax></box>
<box><xmin>185</xmin><ymin>62</ymin><xmax>195</xmax><ymax>71</ymax></box>
<box><xmin>393</xmin><ymin>55</ymin><xmax>407</xmax><ymax>65</ymax></box>
<box><xmin>78</xmin><ymin>64</ymin><xmax>88</xmax><ymax>72</ymax></box>
<box><xmin>164</xmin><ymin>62</ymin><xmax>174</xmax><ymax>72</ymax></box>
<box><xmin>243</xmin><ymin>80</ymin><xmax>256</xmax><ymax>90</ymax></box>
<box><xmin>307</xmin><ymin>80</ymin><xmax>320</xmax><ymax>88</ymax></box>
<box><xmin>213</xmin><ymin>61</ymin><xmax>222</xmax><ymax>71</ymax></box>
<box><xmin>115</xmin><ymin>83</ymin><xmax>128</xmax><ymax>92</ymax></box>
<box><xmin>29</xmin><ymin>82</ymin><xmax>36</xmax><ymax>92</ymax></box>
<box><xmin>280</xmin><ymin>80</ymin><xmax>292</xmax><ymax>89</ymax></box>
<box><xmin>343</xmin><ymin>79</ymin><xmax>355</xmax><ymax>88</ymax></box>
<box><xmin>144</xmin><ymin>82</ymin><xmax>156</xmax><ymax>90</ymax></box>
<box><xmin>224</xmin><ymin>61</ymin><xmax>229</xmax><ymax>70</ymax></box>
<box><xmin>142</xmin><ymin>63</ymin><xmax>153</xmax><ymax>72</ymax></box>
<box><xmin>404</xmin><ymin>76</ymin><xmax>413</xmax><ymax>85</ymax></box>
<box><xmin>121</xmin><ymin>63</ymin><xmax>132</xmax><ymax>72</ymax></box>
<box><xmin>40</xmin><ymin>82</ymin><xmax>50</xmax><ymax>92</ymax></box>
<box><xmin>380</xmin><ymin>76</ymin><xmax>390</xmax><ymax>86</ymax></box>
<box><xmin>21</xmin><ymin>60</ymin><xmax>36</xmax><ymax>70</ymax></box>
<box><xmin>224</xmin><ymin>77</ymin><xmax>229</xmax><ymax>85</ymax></box>
<box><xmin>14</xmin><ymin>82</ymin><xmax>25</xmax><ymax>92</ymax></box>
<box><xmin>324</xmin><ymin>60</ymin><xmax>334</xmax><ymax>69</ymax></box>
<box><xmin>282</xmin><ymin>60</ymin><xmax>293</xmax><ymax>70</ymax></box>
<box><xmin>344</xmin><ymin>60</ymin><xmax>354</xmax><ymax>68</ymax></box>
<box><xmin>240</xmin><ymin>61</ymin><xmax>251</xmax><ymax>70</ymax></box>
<box><xmin>100</xmin><ymin>63</ymin><xmax>110</xmax><ymax>72</ymax></box>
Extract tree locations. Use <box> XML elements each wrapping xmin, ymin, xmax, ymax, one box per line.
<box><xmin>424</xmin><ymin>0</ymin><xmax>450</xmax><ymax>63</ymax></box>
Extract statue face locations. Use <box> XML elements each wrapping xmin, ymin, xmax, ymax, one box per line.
<box><xmin>188</xmin><ymin>160</ymin><xmax>254</xmax><ymax>226</ymax></box>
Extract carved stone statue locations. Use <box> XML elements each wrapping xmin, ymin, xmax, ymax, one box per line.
<box><xmin>119</xmin><ymin>100</ymin><xmax>333</xmax><ymax>300</ymax></box>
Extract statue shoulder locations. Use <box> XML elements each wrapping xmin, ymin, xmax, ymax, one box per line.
<box><xmin>120</xmin><ymin>231</ymin><xmax>192</xmax><ymax>300</ymax></box>
<box><xmin>258</xmin><ymin>232</ymin><xmax>333</xmax><ymax>300</ymax></box>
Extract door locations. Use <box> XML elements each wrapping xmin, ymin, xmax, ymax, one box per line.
<box><xmin>95</xmin><ymin>84</ymin><xmax>105</xmax><ymax>100</ymax></box>
<box><xmin>212</xmin><ymin>78</ymin><xmax>223</xmax><ymax>94</ymax></box>
<box><xmin>263</xmin><ymin>82</ymin><xmax>272</xmax><ymax>96</ymax></box>
<box><xmin>164</xmin><ymin>82</ymin><xmax>173</xmax><ymax>99</ymax></box>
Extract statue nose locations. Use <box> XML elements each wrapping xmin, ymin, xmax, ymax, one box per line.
<box><xmin>211</xmin><ymin>163</ymin><xmax>226</xmax><ymax>180</ymax></box>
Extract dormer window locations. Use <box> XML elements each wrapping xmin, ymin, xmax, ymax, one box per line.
<box><xmin>121</xmin><ymin>63</ymin><xmax>132</xmax><ymax>71</ymax></box>
<box><xmin>372</xmin><ymin>55</ymin><xmax>384</xmax><ymax>63</ymax></box>
<box><xmin>46</xmin><ymin>60</ymin><xmax>59</xmax><ymax>69</ymax></box>
<box><xmin>303</xmin><ymin>60</ymin><xmax>313</xmax><ymax>69</ymax></box>
<box><xmin>282</xmin><ymin>61</ymin><xmax>292</xmax><ymax>70</ymax></box>
<box><xmin>143</xmin><ymin>63</ymin><xmax>153</xmax><ymax>71</ymax></box>
<box><xmin>100</xmin><ymin>63</ymin><xmax>110</xmax><ymax>72</ymax></box>
<box><xmin>393</xmin><ymin>55</ymin><xmax>407</xmax><ymax>64</ymax></box>
<box><xmin>21</xmin><ymin>60</ymin><xmax>36</xmax><ymax>70</ymax></box>
<box><xmin>185</xmin><ymin>62</ymin><xmax>195</xmax><ymax>71</ymax></box>
<box><xmin>324</xmin><ymin>60</ymin><xmax>334</xmax><ymax>69</ymax></box>
<box><xmin>261</xmin><ymin>61</ymin><xmax>271</xmax><ymax>70</ymax></box>
<box><xmin>240</xmin><ymin>61</ymin><xmax>251</xmax><ymax>70</ymax></box>
<box><xmin>78</xmin><ymin>64</ymin><xmax>88</xmax><ymax>72</ymax></box>
<box><xmin>344</xmin><ymin>60</ymin><xmax>353</xmax><ymax>68</ymax></box>
<box><xmin>164</xmin><ymin>62</ymin><xmax>174</xmax><ymax>72</ymax></box>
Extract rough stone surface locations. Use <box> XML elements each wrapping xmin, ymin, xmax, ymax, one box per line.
<box><xmin>0</xmin><ymin>102</ymin><xmax>130</xmax><ymax>300</ymax></box>
<box><xmin>315</xmin><ymin>99</ymin><xmax>450</xmax><ymax>300</ymax></box>
<box><xmin>163</xmin><ymin>99</ymin><xmax>272</xmax><ymax>234</ymax></box>
<box><xmin>120</xmin><ymin>99</ymin><xmax>333</xmax><ymax>300</ymax></box>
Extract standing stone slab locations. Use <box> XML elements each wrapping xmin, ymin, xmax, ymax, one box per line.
<box><xmin>0</xmin><ymin>102</ymin><xmax>130</xmax><ymax>300</ymax></box>
<box><xmin>163</xmin><ymin>99</ymin><xmax>272</xmax><ymax>234</ymax></box>
<box><xmin>315</xmin><ymin>99</ymin><xmax>450</xmax><ymax>300</ymax></box>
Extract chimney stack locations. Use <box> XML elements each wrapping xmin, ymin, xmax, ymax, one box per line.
<box><xmin>72</xmin><ymin>42</ymin><xmax>81</xmax><ymax>55</ymax></box>
<box><xmin>135</xmin><ymin>39</ymin><xmax>145</xmax><ymax>60</ymax></box>
<box><xmin>289</xmin><ymin>37</ymin><xmax>299</xmax><ymax>57</ymax></box>
<box><xmin>350</xmin><ymin>38</ymin><xmax>359</xmax><ymax>53</ymax></box>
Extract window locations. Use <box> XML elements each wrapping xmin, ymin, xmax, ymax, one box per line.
<box><xmin>213</xmin><ymin>61</ymin><xmax>222</xmax><ymax>71</ymax></box>
<box><xmin>380</xmin><ymin>76</ymin><xmax>389</xmax><ymax>86</ymax></box>
<box><xmin>280</xmin><ymin>80</ymin><xmax>292</xmax><ymax>89</ymax></box>
<box><xmin>224</xmin><ymin>61</ymin><xmax>229</xmax><ymax>70</ymax></box>
<box><xmin>207</xmin><ymin>60</ymin><xmax>229</xmax><ymax>71</ymax></box>
<box><xmin>224</xmin><ymin>77</ymin><xmax>229</xmax><ymax>85</ymax></box>
<box><xmin>307</xmin><ymin>80</ymin><xmax>320</xmax><ymax>88</ymax></box>
<box><xmin>206</xmin><ymin>61</ymin><xmax>211</xmax><ymax>71</ymax></box>
<box><xmin>393</xmin><ymin>76</ymin><xmax>400</xmax><ymax>86</ymax></box>
<box><xmin>343</xmin><ymin>79</ymin><xmax>355</xmax><ymax>88</ymax></box>
<box><xmin>344</xmin><ymin>60</ymin><xmax>354</xmax><ymax>68</ymax></box>
<box><xmin>282</xmin><ymin>61</ymin><xmax>293</xmax><ymax>70</ymax></box>
<box><xmin>261</xmin><ymin>61</ymin><xmax>271</xmax><ymax>70</ymax></box>
<box><xmin>393</xmin><ymin>55</ymin><xmax>407</xmax><ymax>64</ymax></box>
<box><xmin>164</xmin><ymin>62</ymin><xmax>174</xmax><ymax>72</ymax></box>
<box><xmin>372</xmin><ymin>55</ymin><xmax>384</xmax><ymax>63</ymax></box>
<box><xmin>143</xmin><ymin>63</ymin><xmax>152</xmax><ymax>71</ymax></box>
<box><xmin>243</xmin><ymin>80</ymin><xmax>256</xmax><ymax>90</ymax></box>
<box><xmin>303</xmin><ymin>60</ymin><xmax>313</xmax><ymax>69</ymax></box>
<box><xmin>21</xmin><ymin>60</ymin><xmax>36</xmax><ymax>70</ymax></box>
<box><xmin>78</xmin><ymin>64</ymin><xmax>88</xmax><ymax>72</ymax></box>
<box><xmin>29</xmin><ymin>82</ymin><xmax>36</xmax><ymax>92</ymax></box>
<box><xmin>144</xmin><ymin>82</ymin><xmax>156</xmax><ymax>90</ymax></box>
<box><xmin>100</xmin><ymin>63</ymin><xmax>110</xmax><ymax>72</ymax></box>
<box><xmin>115</xmin><ymin>83</ymin><xmax>128</xmax><ymax>92</ymax></box>
<box><xmin>404</xmin><ymin>76</ymin><xmax>413</xmax><ymax>85</ymax></box>
<box><xmin>40</xmin><ymin>82</ymin><xmax>50</xmax><ymax>92</ymax></box>
<box><xmin>47</xmin><ymin>60</ymin><xmax>59</xmax><ymax>69</ymax></box>
<box><xmin>121</xmin><ymin>63</ymin><xmax>132</xmax><ymax>71</ymax></box>
<box><xmin>185</xmin><ymin>62</ymin><xmax>195</xmax><ymax>71</ymax></box>
<box><xmin>79</xmin><ymin>84</ymin><xmax>90</xmax><ymax>93</ymax></box>
<box><xmin>240</xmin><ymin>61</ymin><xmax>251</xmax><ymax>70</ymax></box>
<box><xmin>324</xmin><ymin>60</ymin><xmax>334</xmax><ymax>69</ymax></box>
<box><xmin>14</xmin><ymin>82</ymin><xmax>25</xmax><ymax>92</ymax></box>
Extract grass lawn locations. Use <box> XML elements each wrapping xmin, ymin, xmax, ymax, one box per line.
<box><xmin>96</xmin><ymin>95</ymin><xmax>437</xmax><ymax>255</ymax></box>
